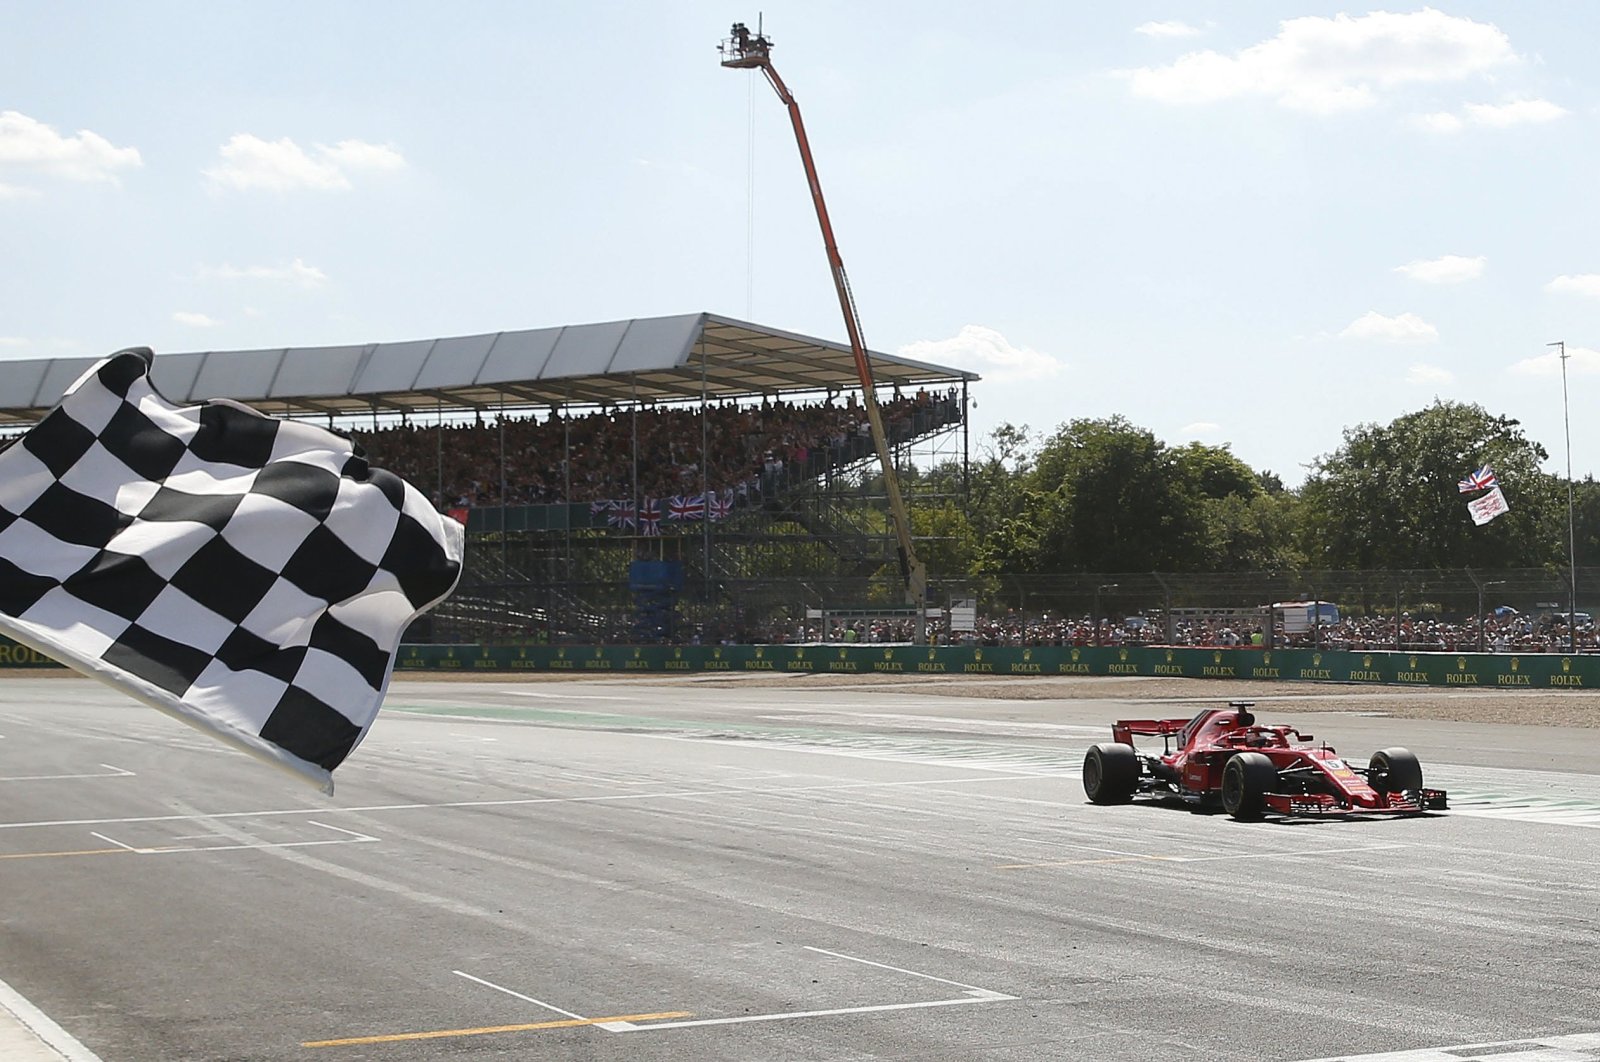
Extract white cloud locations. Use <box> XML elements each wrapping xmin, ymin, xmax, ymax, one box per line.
<box><xmin>1340</xmin><ymin>311</ymin><xmax>1438</xmax><ymax>343</ymax></box>
<box><xmin>1135</xmin><ymin>20</ymin><xmax>1203</xmax><ymax>39</ymax></box>
<box><xmin>1420</xmin><ymin>97</ymin><xmax>1568</xmax><ymax>131</ymax></box>
<box><xmin>0</xmin><ymin>336</ymin><xmax>29</xmax><ymax>348</ymax></box>
<box><xmin>1547</xmin><ymin>274</ymin><xmax>1600</xmax><ymax>298</ymax></box>
<box><xmin>0</xmin><ymin>182</ymin><xmax>40</xmax><ymax>200</ymax></box>
<box><xmin>897</xmin><ymin>325</ymin><xmax>1061</xmax><ymax>382</ymax></box>
<box><xmin>1413</xmin><ymin>110</ymin><xmax>1464</xmax><ymax>133</ymax></box>
<box><xmin>1510</xmin><ymin>345</ymin><xmax>1600</xmax><ymax>377</ymax></box>
<box><xmin>172</xmin><ymin>311</ymin><xmax>220</xmax><ymax>328</ymax></box>
<box><xmin>1394</xmin><ymin>254</ymin><xmax>1485</xmax><ymax>283</ymax></box>
<box><xmin>203</xmin><ymin>134</ymin><xmax>405</xmax><ymax>192</ymax></box>
<box><xmin>0</xmin><ymin>110</ymin><xmax>141</xmax><ymax>184</ymax></box>
<box><xmin>319</xmin><ymin>139</ymin><xmax>406</xmax><ymax>172</ymax></box>
<box><xmin>1463</xmin><ymin>98</ymin><xmax>1567</xmax><ymax>127</ymax></box>
<box><xmin>1180</xmin><ymin>421</ymin><xmax>1221</xmax><ymax>436</ymax></box>
<box><xmin>202</xmin><ymin>257</ymin><xmax>329</xmax><ymax>286</ymax></box>
<box><xmin>1405</xmin><ymin>363</ymin><xmax>1454</xmax><ymax>384</ymax></box>
<box><xmin>1123</xmin><ymin>9</ymin><xmax>1515</xmax><ymax>113</ymax></box>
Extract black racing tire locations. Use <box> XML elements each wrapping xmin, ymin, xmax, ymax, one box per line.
<box><xmin>1221</xmin><ymin>752</ymin><xmax>1276</xmax><ymax>820</ymax></box>
<box><xmin>1083</xmin><ymin>743</ymin><xmax>1140</xmax><ymax>805</ymax></box>
<box><xmin>1368</xmin><ymin>747</ymin><xmax>1423</xmax><ymax>792</ymax></box>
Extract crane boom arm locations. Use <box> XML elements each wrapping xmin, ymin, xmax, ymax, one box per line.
<box><xmin>721</xmin><ymin>23</ymin><xmax>929</xmax><ymax>612</ymax></box>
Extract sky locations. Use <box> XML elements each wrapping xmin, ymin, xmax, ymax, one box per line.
<box><xmin>3</xmin><ymin>2</ymin><xmax>1597</xmax><ymax>487</ymax></box>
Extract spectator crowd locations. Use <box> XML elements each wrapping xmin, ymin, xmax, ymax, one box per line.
<box><xmin>354</xmin><ymin>387</ymin><xmax>963</xmax><ymax>509</ymax></box>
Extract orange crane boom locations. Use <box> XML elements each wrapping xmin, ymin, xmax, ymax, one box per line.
<box><xmin>719</xmin><ymin>21</ymin><xmax>929</xmax><ymax>623</ymax></box>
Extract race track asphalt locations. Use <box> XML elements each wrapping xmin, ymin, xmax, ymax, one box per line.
<box><xmin>2</xmin><ymin>674</ymin><xmax>1598</xmax><ymax>1061</ymax></box>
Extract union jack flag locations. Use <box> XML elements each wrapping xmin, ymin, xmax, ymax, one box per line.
<box><xmin>607</xmin><ymin>502</ymin><xmax>636</xmax><ymax>528</ymax></box>
<box><xmin>639</xmin><ymin>498</ymin><xmax>661</xmax><ymax>536</ymax></box>
<box><xmin>1458</xmin><ymin>465</ymin><xmax>1496</xmax><ymax>493</ymax></box>
<box><xmin>667</xmin><ymin>493</ymin><xmax>705</xmax><ymax>521</ymax></box>
<box><xmin>589</xmin><ymin>499</ymin><xmax>614</xmax><ymax>516</ymax></box>
<box><xmin>708</xmin><ymin>490</ymin><xmax>734</xmax><ymax>522</ymax></box>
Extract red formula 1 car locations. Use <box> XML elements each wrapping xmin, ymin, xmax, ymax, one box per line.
<box><xmin>1082</xmin><ymin>701</ymin><xmax>1448</xmax><ymax>820</ymax></box>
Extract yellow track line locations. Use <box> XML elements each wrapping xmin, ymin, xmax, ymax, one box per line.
<box><xmin>302</xmin><ymin>1011</ymin><xmax>692</xmax><ymax>1047</ymax></box>
<box><xmin>0</xmin><ymin>848</ymin><xmax>131</xmax><ymax>860</ymax></box>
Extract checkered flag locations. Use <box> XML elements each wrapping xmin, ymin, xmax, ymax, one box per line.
<box><xmin>0</xmin><ymin>349</ymin><xmax>463</xmax><ymax>793</ymax></box>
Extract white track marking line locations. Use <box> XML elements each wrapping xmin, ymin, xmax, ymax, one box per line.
<box><xmin>0</xmin><ymin>774</ymin><xmax>1032</xmax><ymax>831</ymax></box>
<box><xmin>802</xmin><ymin>946</ymin><xmax>1012</xmax><ymax>996</ymax></box>
<box><xmin>0</xmin><ymin>764</ymin><xmax>133</xmax><ymax>782</ymax></box>
<box><xmin>87</xmin><ymin>821</ymin><xmax>378</xmax><ymax>856</ymax></box>
<box><xmin>608</xmin><ymin>946</ymin><xmax>1014</xmax><ymax>1033</ymax></box>
<box><xmin>0</xmin><ymin>974</ymin><xmax>104</xmax><ymax>1061</ymax></box>
<box><xmin>1293</xmin><ymin>1030</ymin><xmax>1600</xmax><ymax>1061</ymax></box>
<box><xmin>306</xmin><ymin>821</ymin><xmax>379</xmax><ymax>841</ymax></box>
<box><xmin>610</xmin><ymin>993</ymin><xmax>1008</xmax><ymax>1031</ymax></box>
<box><xmin>452</xmin><ymin>971</ymin><xmax>589</xmax><ymax>1021</ymax></box>
<box><xmin>1161</xmin><ymin>843</ymin><xmax>1406</xmax><ymax>864</ymax></box>
<box><xmin>88</xmin><ymin>832</ymin><xmax>139</xmax><ymax>852</ymax></box>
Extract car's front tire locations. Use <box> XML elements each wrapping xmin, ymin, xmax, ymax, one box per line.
<box><xmin>1084</xmin><ymin>743</ymin><xmax>1139</xmax><ymax>804</ymax></box>
<box><xmin>1221</xmin><ymin>752</ymin><xmax>1276</xmax><ymax>819</ymax></box>
<box><xmin>1368</xmin><ymin>747</ymin><xmax>1423</xmax><ymax>792</ymax></box>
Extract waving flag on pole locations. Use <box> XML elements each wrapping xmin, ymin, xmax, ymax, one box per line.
<box><xmin>1467</xmin><ymin>485</ymin><xmax>1511</xmax><ymax>526</ymax></box>
<box><xmin>1458</xmin><ymin>465</ymin><xmax>1497</xmax><ymax>493</ymax></box>
<box><xmin>0</xmin><ymin>349</ymin><xmax>463</xmax><ymax>794</ymax></box>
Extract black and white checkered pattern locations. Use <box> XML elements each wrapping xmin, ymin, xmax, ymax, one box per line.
<box><xmin>0</xmin><ymin>348</ymin><xmax>463</xmax><ymax>792</ymax></box>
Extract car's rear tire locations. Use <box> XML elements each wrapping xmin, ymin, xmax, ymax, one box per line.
<box><xmin>1368</xmin><ymin>748</ymin><xmax>1423</xmax><ymax>792</ymax></box>
<box><xmin>1084</xmin><ymin>743</ymin><xmax>1139</xmax><ymax>804</ymax></box>
<box><xmin>1221</xmin><ymin>752</ymin><xmax>1276</xmax><ymax>820</ymax></box>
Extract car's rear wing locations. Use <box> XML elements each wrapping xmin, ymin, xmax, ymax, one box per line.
<box><xmin>1112</xmin><ymin>718</ymin><xmax>1190</xmax><ymax>745</ymax></box>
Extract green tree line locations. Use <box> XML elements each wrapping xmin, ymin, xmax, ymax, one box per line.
<box><xmin>904</xmin><ymin>400</ymin><xmax>1598</xmax><ymax>575</ymax></box>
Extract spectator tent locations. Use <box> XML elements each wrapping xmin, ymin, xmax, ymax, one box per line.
<box><xmin>0</xmin><ymin>312</ymin><xmax>977</xmax><ymax>423</ymax></box>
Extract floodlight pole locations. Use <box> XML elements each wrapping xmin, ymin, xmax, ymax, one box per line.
<box><xmin>1553</xmin><ymin>340</ymin><xmax>1577</xmax><ymax>653</ymax></box>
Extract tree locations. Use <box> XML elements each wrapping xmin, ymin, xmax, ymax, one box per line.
<box><xmin>1296</xmin><ymin>400</ymin><xmax>1563</xmax><ymax>569</ymax></box>
<box><xmin>1024</xmin><ymin>416</ymin><xmax>1208</xmax><ymax>572</ymax></box>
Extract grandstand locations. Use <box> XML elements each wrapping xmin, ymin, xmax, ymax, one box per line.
<box><xmin>0</xmin><ymin>312</ymin><xmax>978</xmax><ymax>644</ymax></box>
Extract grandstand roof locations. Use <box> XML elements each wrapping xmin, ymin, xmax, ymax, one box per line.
<box><xmin>0</xmin><ymin>312</ymin><xmax>979</xmax><ymax>425</ymax></box>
